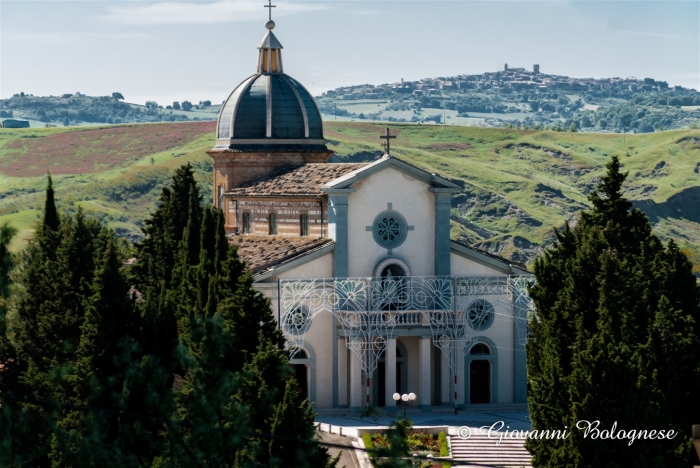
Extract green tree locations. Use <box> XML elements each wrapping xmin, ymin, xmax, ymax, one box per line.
<box><xmin>181</xmin><ymin>101</ymin><xmax>193</xmax><ymax>111</ymax></box>
<box><xmin>269</xmin><ymin>378</ymin><xmax>340</xmax><ymax>468</ymax></box>
<box><xmin>526</xmin><ymin>156</ymin><xmax>700</xmax><ymax>467</ymax></box>
<box><xmin>0</xmin><ymin>222</ymin><xmax>16</xmax><ymax>337</ymax></box>
<box><xmin>132</xmin><ymin>164</ymin><xmax>199</xmax><ymax>368</ymax></box>
<box><xmin>112</xmin><ymin>92</ymin><xmax>124</xmax><ymax>101</ymax></box>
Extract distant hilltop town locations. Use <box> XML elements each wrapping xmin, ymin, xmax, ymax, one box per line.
<box><xmin>323</xmin><ymin>64</ymin><xmax>681</xmax><ymax>100</ymax></box>
<box><xmin>317</xmin><ymin>64</ymin><xmax>699</xmax><ymax>133</ymax></box>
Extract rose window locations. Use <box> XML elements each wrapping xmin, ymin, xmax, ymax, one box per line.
<box><xmin>372</xmin><ymin>210</ymin><xmax>408</xmax><ymax>249</ymax></box>
<box><xmin>466</xmin><ymin>299</ymin><xmax>495</xmax><ymax>331</ymax></box>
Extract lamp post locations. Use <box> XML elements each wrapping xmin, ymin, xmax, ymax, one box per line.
<box><xmin>393</xmin><ymin>392</ymin><xmax>416</xmax><ymax>420</ymax></box>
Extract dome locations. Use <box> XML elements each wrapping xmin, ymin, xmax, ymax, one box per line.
<box><xmin>215</xmin><ymin>29</ymin><xmax>326</xmax><ymax>151</ymax></box>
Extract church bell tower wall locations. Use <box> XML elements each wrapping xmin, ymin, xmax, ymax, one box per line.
<box><xmin>209</xmin><ymin>149</ymin><xmax>332</xmax><ymax>191</ymax></box>
<box><xmin>208</xmin><ymin>148</ymin><xmax>333</xmax><ymax>220</ymax></box>
<box><xmin>227</xmin><ymin>198</ymin><xmax>327</xmax><ymax>236</ymax></box>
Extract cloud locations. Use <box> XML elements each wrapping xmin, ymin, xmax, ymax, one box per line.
<box><xmin>349</xmin><ymin>8</ymin><xmax>379</xmax><ymax>16</ymax></box>
<box><xmin>100</xmin><ymin>0</ymin><xmax>326</xmax><ymax>25</ymax></box>
<box><xmin>4</xmin><ymin>31</ymin><xmax>150</xmax><ymax>44</ymax></box>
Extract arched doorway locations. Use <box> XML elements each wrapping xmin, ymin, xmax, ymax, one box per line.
<box><xmin>469</xmin><ymin>343</ymin><xmax>492</xmax><ymax>404</ymax></box>
<box><xmin>293</xmin><ymin>363</ymin><xmax>309</xmax><ymax>400</ymax></box>
<box><xmin>290</xmin><ymin>347</ymin><xmax>313</xmax><ymax>401</ymax></box>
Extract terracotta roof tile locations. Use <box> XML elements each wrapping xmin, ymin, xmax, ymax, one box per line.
<box><xmin>227</xmin><ymin>163</ymin><xmax>367</xmax><ymax>197</ymax></box>
<box><xmin>230</xmin><ymin>235</ymin><xmax>334</xmax><ymax>274</ymax></box>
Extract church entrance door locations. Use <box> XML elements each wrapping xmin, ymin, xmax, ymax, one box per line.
<box><xmin>469</xmin><ymin>360</ymin><xmax>490</xmax><ymax>404</ymax></box>
<box><xmin>378</xmin><ymin>362</ymin><xmax>385</xmax><ymax>406</ymax></box>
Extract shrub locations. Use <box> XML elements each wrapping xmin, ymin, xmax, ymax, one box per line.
<box><xmin>362</xmin><ymin>432</ymin><xmax>375</xmax><ymax>457</ymax></box>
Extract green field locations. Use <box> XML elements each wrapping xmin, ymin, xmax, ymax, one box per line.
<box><xmin>1</xmin><ymin>121</ymin><xmax>698</xmax><ymax>274</ymax></box>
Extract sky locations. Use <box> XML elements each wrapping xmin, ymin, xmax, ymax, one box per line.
<box><xmin>1</xmin><ymin>0</ymin><xmax>698</xmax><ymax>106</ymax></box>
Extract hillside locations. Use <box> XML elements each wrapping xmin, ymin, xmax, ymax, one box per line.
<box><xmin>1</xmin><ymin>121</ymin><xmax>698</xmax><ymax>275</ymax></box>
<box><xmin>0</xmin><ymin>92</ymin><xmax>219</xmax><ymax>127</ymax></box>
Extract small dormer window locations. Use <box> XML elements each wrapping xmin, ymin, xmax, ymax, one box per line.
<box><xmin>242</xmin><ymin>212</ymin><xmax>251</xmax><ymax>234</ymax></box>
<box><xmin>300</xmin><ymin>214</ymin><xmax>309</xmax><ymax>236</ymax></box>
<box><xmin>269</xmin><ymin>213</ymin><xmax>277</xmax><ymax>235</ymax></box>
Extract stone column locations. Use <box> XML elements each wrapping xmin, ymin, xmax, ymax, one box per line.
<box><xmin>349</xmin><ymin>348</ymin><xmax>362</xmax><ymax>411</ymax></box>
<box><xmin>419</xmin><ymin>336</ymin><xmax>432</xmax><ymax>411</ymax></box>
<box><xmin>385</xmin><ymin>339</ymin><xmax>397</xmax><ymax>413</ymax></box>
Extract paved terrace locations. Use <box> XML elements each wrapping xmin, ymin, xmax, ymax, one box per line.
<box><xmin>316</xmin><ymin>405</ymin><xmax>531</xmax><ymax>433</ymax></box>
<box><xmin>316</xmin><ymin>405</ymin><xmax>533</xmax><ymax>468</ymax></box>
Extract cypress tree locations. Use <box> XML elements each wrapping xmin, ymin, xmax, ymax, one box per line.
<box><xmin>526</xmin><ymin>156</ymin><xmax>700</xmax><ymax>467</ymax></box>
<box><xmin>217</xmin><ymin>248</ymin><xmax>285</xmax><ymax>368</ymax></box>
<box><xmin>269</xmin><ymin>378</ymin><xmax>340</xmax><ymax>468</ymax></box>
<box><xmin>132</xmin><ymin>163</ymin><xmax>199</xmax><ymax>294</ymax></box>
<box><xmin>42</xmin><ymin>175</ymin><xmax>60</xmax><ymax>234</ymax></box>
<box><xmin>134</xmin><ymin>164</ymin><xmax>200</xmax><ymax>369</ymax></box>
<box><xmin>0</xmin><ymin>222</ymin><xmax>17</xmax><ymax>341</ymax></box>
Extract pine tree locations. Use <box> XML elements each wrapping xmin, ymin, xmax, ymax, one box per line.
<box><xmin>526</xmin><ymin>156</ymin><xmax>700</xmax><ymax>467</ymax></box>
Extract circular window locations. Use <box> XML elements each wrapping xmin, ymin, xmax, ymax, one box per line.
<box><xmin>372</xmin><ymin>210</ymin><xmax>408</xmax><ymax>249</ymax></box>
<box><xmin>283</xmin><ymin>305</ymin><xmax>311</xmax><ymax>335</ymax></box>
<box><xmin>466</xmin><ymin>299</ymin><xmax>495</xmax><ymax>331</ymax></box>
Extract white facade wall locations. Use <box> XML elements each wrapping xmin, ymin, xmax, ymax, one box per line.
<box><xmin>471</xmin><ymin>301</ymin><xmax>515</xmax><ymax>403</ymax></box>
<box><xmin>347</xmin><ymin>167</ymin><xmax>435</xmax><ymax>277</ymax></box>
<box><xmin>450</xmin><ymin>252</ymin><xmax>505</xmax><ymax>276</ymax></box>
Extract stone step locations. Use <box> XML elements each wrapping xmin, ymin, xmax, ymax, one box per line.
<box><xmin>450</xmin><ymin>435</ymin><xmax>532</xmax><ymax>468</ymax></box>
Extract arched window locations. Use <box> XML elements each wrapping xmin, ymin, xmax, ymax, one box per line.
<box><xmin>218</xmin><ymin>185</ymin><xmax>224</xmax><ymax>209</ymax></box>
<box><xmin>470</xmin><ymin>343</ymin><xmax>492</xmax><ymax>355</ymax></box>
<box><xmin>381</xmin><ymin>264</ymin><xmax>406</xmax><ymax>278</ymax></box>
<box><xmin>269</xmin><ymin>213</ymin><xmax>277</xmax><ymax>235</ymax></box>
<box><xmin>300</xmin><ymin>214</ymin><xmax>309</xmax><ymax>236</ymax></box>
<box><xmin>377</xmin><ymin>263</ymin><xmax>407</xmax><ymax>311</ymax></box>
<box><xmin>242</xmin><ymin>212</ymin><xmax>251</xmax><ymax>235</ymax></box>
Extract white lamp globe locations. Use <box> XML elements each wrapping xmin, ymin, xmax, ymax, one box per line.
<box><xmin>401</xmin><ymin>394</ymin><xmax>409</xmax><ymax>402</ymax></box>
<box><xmin>393</xmin><ymin>393</ymin><xmax>401</xmax><ymax>401</ymax></box>
<box><xmin>408</xmin><ymin>392</ymin><xmax>416</xmax><ymax>401</ymax></box>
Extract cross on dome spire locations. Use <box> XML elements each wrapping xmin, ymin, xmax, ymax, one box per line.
<box><xmin>379</xmin><ymin>127</ymin><xmax>396</xmax><ymax>154</ymax></box>
<box><xmin>264</xmin><ymin>0</ymin><xmax>276</xmax><ymax>22</ymax></box>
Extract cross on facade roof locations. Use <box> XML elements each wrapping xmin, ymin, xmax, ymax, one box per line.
<box><xmin>264</xmin><ymin>0</ymin><xmax>276</xmax><ymax>21</ymax></box>
<box><xmin>379</xmin><ymin>127</ymin><xmax>396</xmax><ymax>154</ymax></box>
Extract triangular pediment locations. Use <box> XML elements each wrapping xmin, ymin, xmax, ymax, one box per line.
<box><xmin>321</xmin><ymin>155</ymin><xmax>459</xmax><ymax>193</ymax></box>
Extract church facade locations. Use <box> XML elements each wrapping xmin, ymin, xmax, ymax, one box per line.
<box><xmin>208</xmin><ymin>18</ymin><xmax>533</xmax><ymax>412</ymax></box>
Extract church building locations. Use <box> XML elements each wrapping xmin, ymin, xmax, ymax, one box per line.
<box><xmin>207</xmin><ymin>15</ymin><xmax>533</xmax><ymax>412</ymax></box>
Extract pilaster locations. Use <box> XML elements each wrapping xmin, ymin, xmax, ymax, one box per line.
<box><xmin>431</xmin><ymin>188</ymin><xmax>453</xmax><ymax>276</ymax></box>
<box><xmin>327</xmin><ymin>190</ymin><xmax>354</xmax><ymax>277</ymax></box>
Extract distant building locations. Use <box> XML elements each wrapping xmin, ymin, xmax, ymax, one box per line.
<box><xmin>533</xmin><ymin>64</ymin><xmax>540</xmax><ymax>74</ymax></box>
<box><xmin>2</xmin><ymin>119</ymin><xmax>29</xmax><ymax>129</ymax></box>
